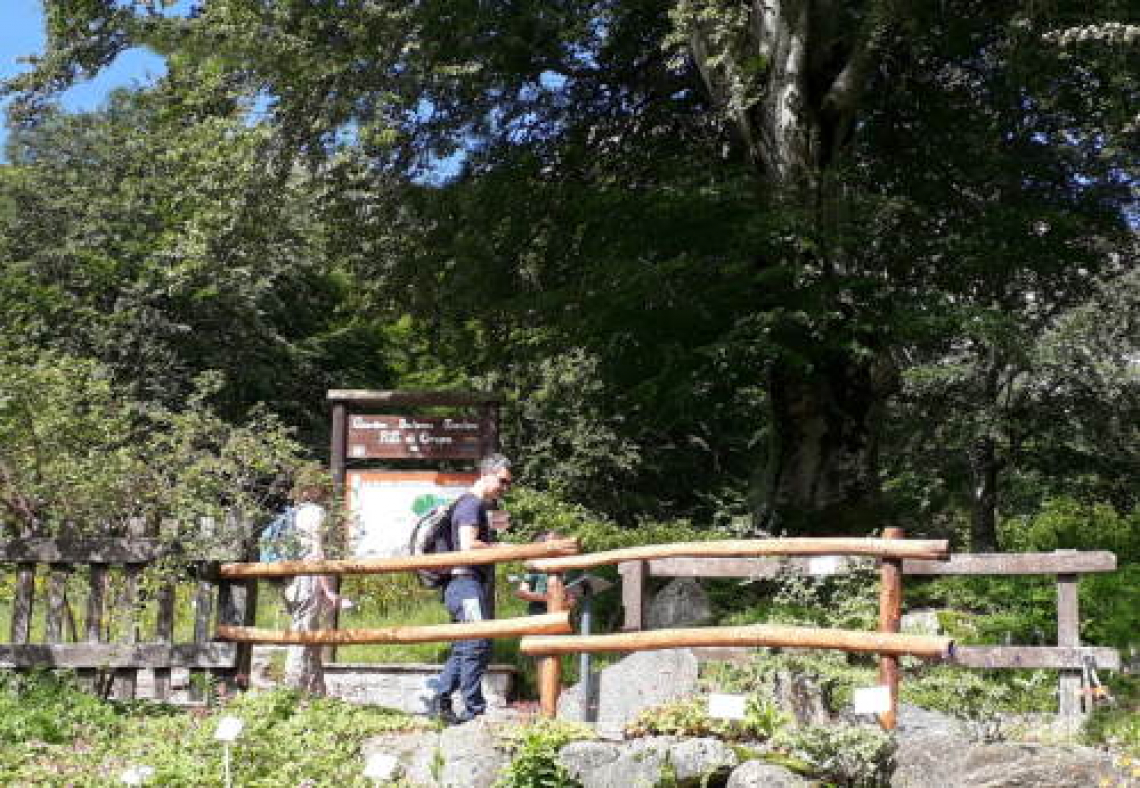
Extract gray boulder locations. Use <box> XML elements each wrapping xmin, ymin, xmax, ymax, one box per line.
<box><xmin>360</xmin><ymin>730</ymin><xmax>441</xmax><ymax>787</ymax></box>
<box><xmin>647</xmin><ymin>578</ymin><xmax>713</xmax><ymax>629</ymax></box>
<box><xmin>437</xmin><ymin>717</ymin><xmax>511</xmax><ymax>788</ymax></box>
<box><xmin>769</xmin><ymin>669</ymin><xmax>834</xmax><ymax>726</ymax></box>
<box><xmin>559</xmin><ymin>648</ymin><xmax>700</xmax><ymax>739</ymax></box>
<box><xmin>892</xmin><ymin>711</ymin><xmax>1120</xmax><ymax>788</ymax></box>
<box><xmin>727</xmin><ymin>760</ymin><xmax>812</xmax><ymax>787</ymax></box>
<box><xmin>558</xmin><ymin>736</ymin><xmax>737</xmax><ymax>788</ymax></box>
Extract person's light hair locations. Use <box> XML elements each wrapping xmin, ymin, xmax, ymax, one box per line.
<box><xmin>479</xmin><ymin>453</ymin><xmax>511</xmax><ymax>476</ymax></box>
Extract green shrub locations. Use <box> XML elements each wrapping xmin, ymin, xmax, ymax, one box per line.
<box><xmin>0</xmin><ymin>670</ymin><xmax>124</xmax><ymax>745</ymax></box>
<box><xmin>770</xmin><ymin>723</ymin><xmax>894</xmax><ymax>787</ymax></box>
<box><xmin>0</xmin><ymin>687</ymin><xmax>425</xmax><ymax>786</ymax></box>
<box><xmin>624</xmin><ymin>696</ymin><xmax>789</xmax><ymax>742</ymax></box>
<box><xmin>701</xmin><ymin>649</ymin><xmax>875</xmax><ymax>713</ymax></box>
<box><xmin>1000</xmin><ymin>498</ymin><xmax>1139</xmax><ymax>561</ymax></box>
<box><xmin>495</xmin><ymin>719</ymin><xmax>594</xmax><ymax>788</ymax></box>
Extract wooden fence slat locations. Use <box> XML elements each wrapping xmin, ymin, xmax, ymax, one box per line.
<box><xmin>521</xmin><ymin>625</ymin><xmax>953</xmax><ymax>658</ymax></box>
<box><xmin>152</xmin><ymin>580</ymin><xmax>176</xmax><ymax>701</ymax></box>
<box><xmin>1057</xmin><ymin>567</ymin><xmax>1082</xmax><ymax>720</ymax></box>
<box><xmin>189</xmin><ymin>580</ymin><xmax>215</xmax><ymax>703</ymax></box>
<box><xmin>45</xmin><ymin>565</ymin><xmax>68</xmax><ymax>643</ymax></box>
<box><xmin>219</xmin><ymin>538</ymin><xmax>581</xmax><ymax>579</ymax></box>
<box><xmin>903</xmin><ymin>551</ymin><xmax>1116</xmax><ymax>576</ymax></box>
<box><xmin>530</xmin><ymin>538</ymin><xmax>949</xmax><ymax>572</ymax></box>
<box><xmin>950</xmin><ymin>646</ymin><xmax>1120</xmax><ymax>670</ymax></box>
<box><xmin>218</xmin><ymin>611</ymin><xmax>574</xmax><ymax>645</ymax></box>
<box><xmin>619</xmin><ymin>561</ymin><xmax>647</xmax><ymax>631</ymax></box>
<box><xmin>10</xmin><ymin>563</ymin><xmax>35</xmax><ymax>644</ymax></box>
<box><xmin>0</xmin><ymin>643</ymin><xmax>237</xmax><ymax>669</ymax></box>
<box><xmin>77</xmin><ymin>564</ymin><xmax>108</xmax><ymax>693</ymax></box>
<box><xmin>878</xmin><ymin>528</ymin><xmax>904</xmax><ymax>730</ymax></box>
<box><xmin>111</xmin><ymin>564</ymin><xmax>141</xmax><ymax>700</ymax></box>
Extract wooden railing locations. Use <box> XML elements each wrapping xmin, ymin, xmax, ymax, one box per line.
<box><xmin>522</xmin><ymin>535</ymin><xmax>956</xmax><ymax>728</ymax></box>
<box><xmin>214</xmin><ymin>539</ymin><xmax>581</xmax><ymax>645</ymax></box>
<box><xmin>616</xmin><ymin>546</ymin><xmax>1119</xmax><ymax>721</ymax></box>
<box><xmin>0</xmin><ymin>525</ymin><xmax>253</xmax><ymax>702</ymax></box>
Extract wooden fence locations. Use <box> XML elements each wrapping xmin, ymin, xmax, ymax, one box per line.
<box><xmin>617</xmin><ymin>546</ymin><xmax>1119</xmax><ymax>720</ymax></box>
<box><xmin>0</xmin><ymin>523</ymin><xmax>254</xmax><ymax>703</ymax></box>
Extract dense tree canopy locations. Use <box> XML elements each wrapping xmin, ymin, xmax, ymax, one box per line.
<box><xmin>1</xmin><ymin>1</ymin><xmax>1136</xmax><ymax>539</ymax></box>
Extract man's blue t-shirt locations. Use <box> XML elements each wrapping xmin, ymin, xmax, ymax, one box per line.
<box><xmin>450</xmin><ymin>493</ymin><xmax>492</xmax><ymax>582</ymax></box>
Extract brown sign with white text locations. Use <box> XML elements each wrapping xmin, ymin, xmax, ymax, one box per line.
<box><xmin>347</xmin><ymin>414</ymin><xmax>484</xmax><ymax>459</ymax></box>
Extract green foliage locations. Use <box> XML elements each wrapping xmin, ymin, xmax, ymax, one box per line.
<box><xmin>901</xmin><ymin>665</ymin><xmax>1053</xmax><ymax>721</ymax></box>
<box><xmin>1000</xmin><ymin>497</ymin><xmax>1140</xmax><ymax>561</ymax></box>
<box><xmin>495</xmin><ymin>719</ymin><xmax>594</xmax><ymax>788</ymax></box>
<box><xmin>770</xmin><ymin>723</ymin><xmax>895</xmax><ymax>787</ymax></box>
<box><xmin>0</xmin><ymin>670</ymin><xmax>123</xmax><ymax>746</ymax></box>
<box><xmin>0</xmin><ymin>687</ymin><xmax>424</xmax><ymax>786</ymax></box>
<box><xmin>702</xmin><ymin>649</ymin><xmax>875</xmax><ymax>714</ymax></box>
<box><xmin>0</xmin><ymin>350</ymin><xmax>307</xmax><ymax>547</ymax></box>
<box><xmin>906</xmin><ymin>499</ymin><xmax>1140</xmax><ymax>650</ymax></box>
<box><xmin>624</xmin><ymin>696</ymin><xmax>788</xmax><ymax>742</ymax></box>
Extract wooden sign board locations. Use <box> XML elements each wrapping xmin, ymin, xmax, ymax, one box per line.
<box><xmin>347</xmin><ymin>414</ymin><xmax>484</xmax><ymax>460</ymax></box>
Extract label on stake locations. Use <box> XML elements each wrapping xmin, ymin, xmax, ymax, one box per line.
<box><xmin>707</xmin><ymin>693</ymin><xmax>748</xmax><ymax>720</ymax></box>
<box><xmin>852</xmin><ymin>686</ymin><xmax>892</xmax><ymax>715</ymax></box>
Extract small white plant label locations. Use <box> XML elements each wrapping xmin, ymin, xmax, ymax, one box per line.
<box><xmin>707</xmin><ymin>693</ymin><xmax>748</xmax><ymax>720</ymax></box>
<box><xmin>214</xmin><ymin>716</ymin><xmax>244</xmax><ymax>742</ymax></box>
<box><xmin>120</xmin><ymin>765</ymin><xmax>154</xmax><ymax>785</ymax></box>
<box><xmin>852</xmin><ymin>686</ymin><xmax>892</xmax><ymax>714</ymax></box>
<box><xmin>807</xmin><ymin>555</ymin><xmax>842</xmax><ymax>576</ymax></box>
<box><xmin>364</xmin><ymin>752</ymin><xmax>400</xmax><ymax>781</ymax></box>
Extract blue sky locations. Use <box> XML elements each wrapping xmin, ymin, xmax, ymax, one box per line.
<box><xmin>1</xmin><ymin>0</ymin><xmax>167</xmax><ymax>155</ymax></box>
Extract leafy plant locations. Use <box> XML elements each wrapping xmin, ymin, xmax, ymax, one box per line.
<box><xmin>495</xmin><ymin>719</ymin><xmax>594</xmax><ymax>788</ymax></box>
<box><xmin>624</xmin><ymin>696</ymin><xmax>789</xmax><ymax>742</ymax></box>
<box><xmin>770</xmin><ymin>723</ymin><xmax>895</xmax><ymax>787</ymax></box>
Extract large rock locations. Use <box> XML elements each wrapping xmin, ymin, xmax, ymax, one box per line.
<box><xmin>647</xmin><ymin>579</ymin><xmax>713</xmax><ymax>629</ymax></box>
<box><xmin>727</xmin><ymin>760</ymin><xmax>812</xmax><ymax>787</ymax></box>
<box><xmin>437</xmin><ymin>718</ymin><xmax>511</xmax><ymax>788</ymax></box>
<box><xmin>769</xmin><ymin>669</ymin><xmax>834</xmax><ymax>726</ymax></box>
<box><xmin>558</xmin><ymin>737</ymin><xmax>737</xmax><ymax>788</ymax></box>
<box><xmin>558</xmin><ymin>649</ymin><xmax>700</xmax><ymax>738</ymax></box>
<box><xmin>361</xmin><ymin>717</ymin><xmax>515</xmax><ymax>788</ymax></box>
<box><xmin>361</xmin><ymin>730</ymin><xmax>441</xmax><ymax>787</ymax></box>
<box><xmin>891</xmin><ymin>705</ymin><xmax>1121</xmax><ymax>788</ymax></box>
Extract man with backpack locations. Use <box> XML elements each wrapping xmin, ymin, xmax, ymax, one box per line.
<box><xmin>428</xmin><ymin>453</ymin><xmax>513</xmax><ymax>725</ymax></box>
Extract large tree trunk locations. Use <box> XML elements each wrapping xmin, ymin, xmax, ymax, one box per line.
<box><xmin>761</xmin><ymin>352</ymin><xmax>890</xmax><ymax>533</ymax></box>
<box><xmin>969</xmin><ymin>436</ymin><xmax>1000</xmax><ymax>551</ymax></box>
<box><xmin>687</xmin><ymin>1</ymin><xmax>888</xmax><ymax>530</ymax></box>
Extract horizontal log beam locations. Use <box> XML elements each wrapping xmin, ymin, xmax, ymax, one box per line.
<box><xmin>527</xmin><ymin>538</ymin><xmax>948</xmax><ymax>572</ymax></box>
<box><xmin>950</xmin><ymin>646</ymin><xmax>1120</xmax><ymax>670</ymax></box>
<box><xmin>0</xmin><ymin>538</ymin><xmax>169</xmax><ymax>564</ymax></box>
<box><xmin>217</xmin><ymin>611</ymin><xmax>572</xmax><ymax>645</ymax></box>
<box><xmin>327</xmin><ymin>389</ymin><xmax>500</xmax><ymax>407</ymax></box>
<box><xmin>0</xmin><ymin>643</ymin><xmax>236</xmax><ymax>669</ymax></box>
<box><xmin>520</xmin><ymin>625</ymin><xmax>952</xmax><ymax>659</ymax></box>
<box><xmin>219</xmin><ymin>538</ymin><xmax>579</xmax><ymax>579</ymax></box>
<box><xmin>903</xmin><ymin>552</ymin><xmax>1116</xmax><ymax>576</ymax></box>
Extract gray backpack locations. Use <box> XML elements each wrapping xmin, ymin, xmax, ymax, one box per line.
<box><xmin>408</xmin><ymin>500</ymin><xmax>460</xmax><ymax>588</ymax></box>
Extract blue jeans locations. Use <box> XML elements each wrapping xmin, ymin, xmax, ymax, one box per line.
<box><xmin>433</xmin><ymin>576</ymin><xmax>492</xmax><ymax>715</ymax></box>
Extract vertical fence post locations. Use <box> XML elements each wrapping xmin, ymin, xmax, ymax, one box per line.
<box><xmin>619</xmin><ymin>560</ymin><xmax>646</xmax><ymax>632</ymax></box>
<box><xmin>539</xmin><ymin>574</ymin><xmax>567</xmax><ymax>718</ymax></box>
<box><xmin>878</xmin><ymin>527</ymin><xmax>904</xmax><ymax>730</ymax></box>
<box><xmin>1056</xmin><ymin>549</ymin><xmax>1081</xmax><ymax>723</ymax></box>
